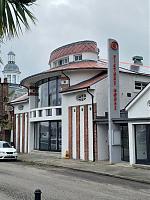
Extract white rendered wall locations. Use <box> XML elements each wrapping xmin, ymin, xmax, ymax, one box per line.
<box><xmin>95</xmin><ymin>78</ymin><xmax>108</xmax><ymax>116</ymax></box>
<box><xmin>128</xmin><ymin>123</ymin><xmax>136</xmax><ymax>165</ymax></box>
<box><xmin>65</xmin><ymin>70</ymin><xmax>99</xmax><ymax>86</ymax></box>
<box><xmin>13</xmin><ymin>101</ymin><xmax>29</xmax><ymax>114</ymax></box>
<box><xmin>24</xmin><ymin>113</ymin><xmax>28</xmax><ymax>153</ymax></box>
<box><xmin>82</xmin><ymin>52</ymin><xmax>98</xmax><ymax>61</ymax></box>
<box><xmin>16</xmin><ymin>114</ymin><xmax>18</xmax><ymax>151</ymax></box>
<box><xmin>119</xmin><ymin>73</ymin><xmax>150</xmax><ymax>109</ymax></box>
<box><xmin>20</xmin><ymin>114</ymin><xmax>22</xmax><ymax>153</ymax></box>
<box><xmin>28</xmin><ymin>122</ymin><xmax>34</xmax><ymax>152</ymax></box>
<box><xmin>80</xmin><ymin>106</ymin><xmax>84</xmax><ymax>160</ymax></box>
<box><xmin>95</xmin><ymin>72</ymin><xmax>150</xmax><ymax>117</ymax></box>
<box><xmin>88</xmin><ymin>105</ymin><xmax>93</xmax><ymax>161</ymax></box>
<box><xmin>52</xmin><ymin>52</ymin><xmax>98</xmax><ymax>67</ymax></box>
<box><xmin>72</xmin><ymin>107</ymin><xmax>76</xmax><ymax>159</ymax></box>
<box><xmin>62</xmin><ymin>90</ymin><xmax>92</xmax><ymax>158</ymax></box>
<box><xmin>128</xmin><ymin>90</ymin><xmax>150</xmax><ymax>118</ymax></box>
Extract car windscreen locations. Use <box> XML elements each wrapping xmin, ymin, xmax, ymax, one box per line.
<box><xmin>2</xmin><ymin>142</ymin><xmax>11</xmax><ymax>148</ymax></box>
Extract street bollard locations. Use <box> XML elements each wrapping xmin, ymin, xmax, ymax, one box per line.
<box><xmin>34</xmin><ymin>189</ymin><xmax>42</xmax><ymax>200</ymax></box>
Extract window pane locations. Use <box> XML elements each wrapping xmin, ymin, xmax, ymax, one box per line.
<box><xmin>135</xmin><ymin>125</ymin><xmax>147</xmax><ymax>160</ymax></box>
<box><xmin>38</xmin><ymin>81</ymin><xmax>48</xmax><ymax>107</ymax></box>
<box><xmin>57</xmin><ymin>78</ymin><xmax>62</xmax><ymax>105</ymax></box>
<box><xmin>39</xmin><ymin>122</ymin><xmax>49</xmax><ymax>150</ymax></box>
<box><xmin>49</xmin><ymin>79</ymin><xmax>57</xmax><ymax>106</ymax></box>
<box><xmin>50</xmin><ymin>122</ymin><xmax>57</xmax><ymax>151</ymax></box>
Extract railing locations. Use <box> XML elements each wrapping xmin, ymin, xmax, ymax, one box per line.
<box><xmin>30</xmin><ymin>106</ymin><xmax>62</xmax><ymax>122</ymax></box>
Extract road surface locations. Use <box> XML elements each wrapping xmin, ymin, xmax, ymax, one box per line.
<box><xmin>0</xmin><ymin>161</ymin><xmax>150</xmax><ymax>200</ymax></box>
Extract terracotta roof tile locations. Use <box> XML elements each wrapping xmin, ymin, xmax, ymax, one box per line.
<box><xmin>46</xmin><ymin>60</ymin><xmax>107</xmax><ymax>73</ymax></box>
<box><xmin>49</xmin><ymin>41</ymin><xmax>98</xmax><ymax>62</ymax></box>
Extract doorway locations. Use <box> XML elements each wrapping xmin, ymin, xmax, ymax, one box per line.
<box><xmin>35</xmin><ymin>121</ymin><xmax>61</xmax><ymax>152</ymax></box>
<box><xmin>121</xmin><ymin>125</ymin><xmax>129</xmax><ymax>162</ymax></box>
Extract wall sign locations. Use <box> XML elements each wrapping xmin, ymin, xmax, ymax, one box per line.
<box><xmin>108</xmin><ymin>39</ymin><xmax>120</xmax><ymax>119</ymax></box>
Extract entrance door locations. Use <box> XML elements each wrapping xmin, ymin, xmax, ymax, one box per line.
<box><xmin>39</xmin><ymin>122</ymin><xmax>49</xmax><ymax>151</ymax></box>
<box><xmin>121</xmin><ymin>125</ymin><xmax>129</xmax><ymax>162</ymax></box>
<box><xmin>135</xmin><ymin>125</ymin><xmax>150</xmax><ymax>164</ymax></box>
<box><xmin>38</xmin><ymin>121</ymin><xmax>61</xmax><ymax>152</ymax></box>
<box><xmin>49</xmin><ymin>121</ymin><xmax>61</xmax><ymax>152</ymax></box>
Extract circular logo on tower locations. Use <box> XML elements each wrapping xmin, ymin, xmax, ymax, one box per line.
<box><xmin>111</xmin><ymin>41</ymin><xmax>118</xmax><ymax>50</ymax></box>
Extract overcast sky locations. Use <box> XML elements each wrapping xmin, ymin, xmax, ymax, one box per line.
<box><xmin>0</xmin><ymin>0</ymin><xmax>149</xmax><ymax>79</ymax></box>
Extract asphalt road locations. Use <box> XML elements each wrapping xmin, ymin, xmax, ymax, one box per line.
<box><xmin>0</xmin><ymin>161</ymin><xmax>150</xmax><ymax>200</ymax></box>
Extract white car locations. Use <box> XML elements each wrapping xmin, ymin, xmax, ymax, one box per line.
<box><xmin>0</xmin><ymin>141</ymin><xmax>17</xmax><ymax>160</ymax></box>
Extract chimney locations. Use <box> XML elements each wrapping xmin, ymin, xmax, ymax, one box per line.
<box><xmin>130</xmin><ymin>56</ymin><xmax>143</xmax><ymax>72</ymax></box>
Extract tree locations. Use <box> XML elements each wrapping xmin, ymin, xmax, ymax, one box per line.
<box><xmin>0</xmin><ymin>0</ymin><xmax>36</xmax><ymax>39</ymax></box>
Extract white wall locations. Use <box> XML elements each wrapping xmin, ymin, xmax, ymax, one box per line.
<box><xmin>128</xmin><ymin>90</ymin><xmax>150</xmax><ymax>118</ymax></box>
<box><xmin>119</xmin><ymin>73</ymin><xmax>150</xmax><ymax>109</ymax></box>
<box><xmin>127</xmin><ymin>87</ymin><xmax>150</xmax><ymax>165</ymax></box>
<box><xmin>62</xmin><ymin>90</ymin><xmax>92</xmax><ymax>158</ymax></box>
<box><xmin>52</xmin><ymin>52</ymin><xmax>98</xmax><ymax>67</ymax></box>
<box><xmin>80</xmin><ymin>106</ymin><xmax>84</xmax><ymax>160</ymax></box>
<box><xmin>72</xmin><ymin>107</ymin><xmax>76</xmax><ymax>159</ymax></box>
<box><xmin>95</xmin><ymin>78</ymin><xmax>108</xmax><ymax>116</ymax></box>
<box><xmin>95</xmin><ymin>72</ymin><xmax>150</xmax><ymax>117</ymax></box>
<box><xmin>66</xmin><ymin>70</ymin><xmax>100</xmax><ymax>86</ymax></box>
<box><xmin>13</xmin><ymin>101</ymin><xmax>29</xmax><ymax>114</ymax></box>
<box><xmin>88</xmin><ymin>105</ymin><xmax>93</xmax><ymax>161</ymax></box>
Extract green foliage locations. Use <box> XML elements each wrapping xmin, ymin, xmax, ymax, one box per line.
<box><xmin>0</xmin><ymin>0</ymin><xmax>37</xmax><ymax>39</ymax></box>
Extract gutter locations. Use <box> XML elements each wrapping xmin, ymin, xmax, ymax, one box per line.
<box><xmin>87</xmin><ymin>87</ymin><xmax>95</xmax><ymax>162</ymax></box>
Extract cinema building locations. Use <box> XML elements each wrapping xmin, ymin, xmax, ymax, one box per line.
<box><xmin>11</xmin><ymin>40</ymin><xmax>150</xmax><ymax>164</ymax></box>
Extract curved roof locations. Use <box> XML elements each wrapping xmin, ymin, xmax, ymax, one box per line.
<box><xmin>21</xmin><ymin>60</ymin><xmax>107</xmax><ymax>88</ymax></box>
<box><xmin>8</xmin><ymin>51</ymin><xmax>15</xmax><ymax>56</ymax></box>
<box><xmin>3</xmin><ymin>63</ymin><xmax>20</xmax><ymax>73</ymax></box>
<box><xmin>49</xmin><ymin>40</ymin><xmax>99</xmax><ymax>63</ymax></box>
<box><xmin>21</xmin><ymin>58</ymin><xmax>150</xmax><ymax>89</ymax></box>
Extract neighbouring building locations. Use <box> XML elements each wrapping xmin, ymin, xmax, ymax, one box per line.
<box><xmin>0</xmin><ymin>78</ymin><xmax>12</xmax><ymax>142</ymax></box>
<box><xmin>11</xmin><ymin>40</ymin><xmax>150</xmax><ymax>164</ymax></box>
<box><xmin>126</xmin><ymin>83</ymin><xmax>150</xmax><ymax>165</ymax></box>
<box><xmin>2</xmin><ymin>51</ymin><xmax>27</xmax><ymax>101</ymax></box>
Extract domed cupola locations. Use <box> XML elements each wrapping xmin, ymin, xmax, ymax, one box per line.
<box><xmin>2</xmin><ymin>51</ymin><xmax>21</xmax><ymax>84</ymax></box>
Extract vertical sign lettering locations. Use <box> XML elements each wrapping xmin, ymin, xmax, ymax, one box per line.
<box><xmin>108</xmin><ymin>39</ymin><xmax>120</xmax><ymax>119</ymax></box>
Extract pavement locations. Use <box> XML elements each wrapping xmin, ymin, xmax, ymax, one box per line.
<box><xmin>18</xmin><ymin>150</ymin><xmax>150</xmax><ymax>184</ymax></box>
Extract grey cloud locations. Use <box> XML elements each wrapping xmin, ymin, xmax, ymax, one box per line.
<box><xmin>1</xmin><ymin>0</ymin><xmax>149</xmax><ymax>79</ymax></box>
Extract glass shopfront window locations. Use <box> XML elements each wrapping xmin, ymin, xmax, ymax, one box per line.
<box><xmin>34</xmin><ymin>121</ymin><xmax>61</xmax><ymax>152</ymax></box>
<box><xmin>135</xmin><ymin>124</ymin><xmax>150</xmax><ymax>164</ymax></box>
<box><xmin>36</xmin><ymin>77</ymin><xmax>61</xmax><ymax>108</ymax></box>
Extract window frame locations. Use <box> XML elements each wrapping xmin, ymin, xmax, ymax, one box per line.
<box><xmin>74</xmin><ymin>54</ymin><xmax>82</xmax><ymax>62</ymax></box>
